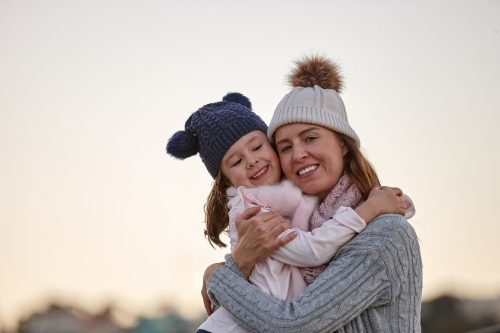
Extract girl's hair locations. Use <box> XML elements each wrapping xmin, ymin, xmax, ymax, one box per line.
<box><xmin>204</xmin><ymin>171</ymin><xmax>231</xmax><ymax>248</ymax></box>
<box><xmin>337</xmin><ymin>133</ymin><xmax>381</xmax><ymax>200</ymax></box>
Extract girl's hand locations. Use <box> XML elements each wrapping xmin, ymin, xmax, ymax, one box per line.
<box><xmin>201</xmin><ymin>262</ymin><xmax>224</xmax><ymax>316</ymax></box>
<box><xmin>232</xmin><ymin>206</ymin><xmax>296</xmax><ymax>278</ymax></box>
<box><xmin>372</xmin><ymin>186</ymin><xmax>407</xmax><ymax>216</ymax></box>
<box><xmin>355</xmin><ymin>186</ymin><xmax>407</xmax><ymax>223</ymax></box>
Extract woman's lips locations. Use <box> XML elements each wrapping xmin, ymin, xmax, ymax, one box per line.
<box><xmin>297</xmin><ymin>164</ymin><xmax>318</xmax><ymax>176</ymax></box>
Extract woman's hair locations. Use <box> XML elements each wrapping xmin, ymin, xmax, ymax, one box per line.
<box><xmin>204</xmin><ymin>170</ymin><xmax>231</xmax><ymax>248</ymax></box>
<box><xmin>337</xmin><ymin>132</ymin><xmax>381</xmax><ymax>200</ymax></box>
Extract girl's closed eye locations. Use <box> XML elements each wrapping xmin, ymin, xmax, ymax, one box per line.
<box><xmin>253</xmin><ymin>144</ymin><xmax>262</xmax><ymax>151</ymax></box>
<box><xmin>232</xmin><ymin>158</ymin><xmax>242</xmax><ymax>167</ymax></box>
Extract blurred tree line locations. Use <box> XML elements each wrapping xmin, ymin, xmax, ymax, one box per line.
<box><xmin>2</xmin><ymin>294</ymin><xmax>500</xmax><ymax>333</ymax></box>
<box><xmin>421</xmin><ymin>295</ymin><xmax>500</xmax><ymax>333</ymax></box>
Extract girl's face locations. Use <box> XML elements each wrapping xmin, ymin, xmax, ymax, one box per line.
<box><xmin>274</xmin><ymin>123</ymin><xmax>348</xmax><ymax>200</ymax></box>
<box><xmin>221</xmin><ymin>130</ymin><xmax>282</xmax><ymax>188</ymax></box>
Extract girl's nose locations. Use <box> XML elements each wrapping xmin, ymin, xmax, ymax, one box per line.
<box><xmin>247</xmin><ymin>156</ymin><xmax>259</xmax><ymax>167</ymax></box>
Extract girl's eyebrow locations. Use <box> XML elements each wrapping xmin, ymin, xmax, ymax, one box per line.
<box><xmin>248</xmin><ymin>136</ymin><xmax>259</xmax><ymax>144</ymax></box>
<box><xmin>223</xmin><ymin>136</ymin><xmax>261</xmax><ymax>165</ymax></box>
<box><xmin>275</xmin><ymin>127</ymin><xmax>318</xmax><ymax>146</ymax></box>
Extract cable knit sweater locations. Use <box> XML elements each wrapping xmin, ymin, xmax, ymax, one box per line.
<box><xmin>207</xmin><ymin>214</ymin><xmax>422</xmax><ymax>333</ymax></box>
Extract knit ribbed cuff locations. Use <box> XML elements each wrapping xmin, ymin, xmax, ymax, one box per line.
<box><xmin>224</xmin><ymin>253</ymin><xmax>248</xmax><ymax>280</ymax></box>
<box><xmin>267</xmin><ymin>106</ymin><xmax>360</xmax><ymax>146</ymax></box>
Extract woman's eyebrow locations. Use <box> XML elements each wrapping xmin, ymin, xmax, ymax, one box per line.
<box><xmin>275</xmin><ymin>127</ymin><xmax>318</xmax><ymax>146</ymax></box>
<box><xmin>275</xmin><ymin>137</ymin><xmax>290</xmax><ymax>147</ymax></box>
<box><xmin>298</xmin><ymin>127</ymin><xmax>319</xmax><ymax>136</ymax></box>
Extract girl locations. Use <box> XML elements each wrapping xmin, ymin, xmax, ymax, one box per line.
<box><xmin>167</xmin><ymin>91</ymin><xmax>414</xmax><ymax>333</ymax></box>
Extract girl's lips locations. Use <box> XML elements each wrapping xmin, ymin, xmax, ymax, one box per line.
<box><xmin>251</xmin><ymin>165</ymin><xmax>268</xmax><ymax>180</ymax></box>
<box><xmin>297</xmin><ymin>164</ymin><xmax>318</xmax><ymax>176</ymax></box>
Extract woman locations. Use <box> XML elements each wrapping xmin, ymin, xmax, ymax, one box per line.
<box><xmin>202</xmin><ymin>55</ymin><xmax>422</xmax><ymax>333</ymax></box>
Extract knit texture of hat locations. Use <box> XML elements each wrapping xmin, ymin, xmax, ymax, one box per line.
<box><xmin>166</xmin><ymin>92</ymin><xmax>268</xmax><ymax>178</ymax></box>
<box><xmin>267</xmin><ymin>55</ymin><xmax>360</xmax><ymax>146</ymax></box>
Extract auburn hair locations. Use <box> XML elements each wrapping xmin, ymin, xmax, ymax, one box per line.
<box><xmin>337</xmin><ymin>133</ymin><xmax>380</xmax><ymax>200</ymax></box>
<box><xmin>204</xmin><ymin>171</ymin><xmax>231</xmax><ymax>248</ymax></box>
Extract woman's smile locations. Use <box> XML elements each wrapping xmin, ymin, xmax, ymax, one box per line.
<box><xmin>297</xmin><ymin>164</ymin><xmax>318</xmax><ymax>176</ymax></box>
<box><xmin>275</xmin><ymin>123</ymin><xmax>348</xmax><ymax>200</ymax></box>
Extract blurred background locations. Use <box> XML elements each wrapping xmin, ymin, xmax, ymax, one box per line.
<box><xmin>1</xmin><ymin>1</ymin><xmax>499</xmax><ymax>332</ymax></box>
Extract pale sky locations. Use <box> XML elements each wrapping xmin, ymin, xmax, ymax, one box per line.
<box><xmin>1</xmin><ymin>0</ymin><xmax>499</xmax><ymax>330</ymax></box>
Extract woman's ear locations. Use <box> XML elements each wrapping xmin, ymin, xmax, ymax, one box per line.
<box><xmin>342</xmin><ymin>141</ymin><xmax>349</xmax><ymax>156</ymax></box>
<box><xmin>335</xmin><ymin>132</ymin><xmax>349</xmax><ymax>157</ymax></box>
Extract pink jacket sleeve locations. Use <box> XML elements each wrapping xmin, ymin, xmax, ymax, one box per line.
<box><xmin>403</xmin><ymin>194</ymin><xmax>416</xmax><ymax>219</ymax></box>
<box><xmin>272</xmin><ymin>206</ymin><xmax>367</xmax><ymax>267</ymax></box>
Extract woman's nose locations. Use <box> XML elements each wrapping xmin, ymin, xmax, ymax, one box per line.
<box><xmin>293</xmin><ymin>146</ymin><xmax>307</xmax><ymax>161</ymax></box>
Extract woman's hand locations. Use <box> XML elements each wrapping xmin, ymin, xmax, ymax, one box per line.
<box><xmin>201</xmin><ymin>262</ymin><xmax>224</xmax><ymax>316</ymax></box>
<box><xmin>355</xmin><ymin>186</ymin><xmax>406</xmax><ymax>223</ymax></box>
<box><xmin>232</xmin><ymin>206</ymin><xmax>297</xmax><ymax>278</ymax></box>
<box><xmin>200</xmin><ymin>207</ymin><xmax>295</xmax><ymax>315</ymax></box>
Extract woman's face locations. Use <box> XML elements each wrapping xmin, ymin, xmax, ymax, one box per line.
<box><xmin>274</xmin><ymin>123</ymin><xmax>348</xmax><ymax>200</ymax></box>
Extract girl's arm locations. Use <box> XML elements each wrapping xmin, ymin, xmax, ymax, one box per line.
<box><xmin>270</xmin><ymin>186</ymin><xmax>408</xmax><ymax>267</ymax></box>
<box><xmin>271</xmin><ymin>206</ymin><xmax>365</xmax><ymax>267</ymax></box>
<box><xmin>207</xmin><ymin>214</ymin><xmax>422</xmax><ymax>333</ymax></box>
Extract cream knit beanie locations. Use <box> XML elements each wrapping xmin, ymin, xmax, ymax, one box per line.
<box><xmin>267</xmin><ymin>55</ymin><xmax>360</xmax><ymax>146</ymax></box>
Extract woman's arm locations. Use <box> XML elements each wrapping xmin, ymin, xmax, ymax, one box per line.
<box><xmin>201</xmin><ymin>262</ymin><xmax>224</xmax><ymax>316</ymax></box>
<box><xmin>201</xmin><ymin>206</ymin><xmax>296</xmax><ymax>315</ymax></box>
<box><xmin>207</xmin><ymin>214</ymin><xmax>422</xmax><ymax>333</ymax></box>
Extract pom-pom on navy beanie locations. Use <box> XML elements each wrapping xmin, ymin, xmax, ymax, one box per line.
<box><xmin>166</xmin><ymin>92</ymin><xmax>268</xmax><ymax>178</ymax></box>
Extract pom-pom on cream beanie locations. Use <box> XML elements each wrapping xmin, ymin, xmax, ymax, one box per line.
<box><xmin>267</xmin><ymin>54</ymin><xmax>360</xmax><ymax>146</ymax></box>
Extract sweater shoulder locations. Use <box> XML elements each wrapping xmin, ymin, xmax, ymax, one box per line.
<box><xmin>344</xmin><ymin>214</ymin><xmax>418</xmax><ymax>253</ymax></box>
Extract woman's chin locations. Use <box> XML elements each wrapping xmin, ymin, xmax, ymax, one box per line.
<box><xmin>297</xmin><ymin>176</ymin><xmax>335</xmax><ymax>199</ymax></box>
<box><xmin>297</xmin><ymin>181</ymin><xmax>321</xmax><ymax>197</ymax></box>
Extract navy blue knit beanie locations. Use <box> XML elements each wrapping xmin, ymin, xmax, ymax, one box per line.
<box><xmin>166</xmin><ymin>92</ymin><xmax>268</xmax><ymax>178</ymax></box>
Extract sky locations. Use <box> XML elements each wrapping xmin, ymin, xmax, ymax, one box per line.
<box><xmin>1</xmin><ymin>0</ymin><xmax>499</xmax><ymax>330</ymax></box>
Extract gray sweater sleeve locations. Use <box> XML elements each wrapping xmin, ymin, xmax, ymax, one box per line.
<box><xmin>207</xmin><ymin>214</ymin><xmax>422</xmax><ymax>333</ymax></box>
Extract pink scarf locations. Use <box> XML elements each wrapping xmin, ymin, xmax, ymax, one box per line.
<box><xmin>299</xmin><ymin>173</ymin><xmax>363</xmax><ymax>284</ymax></box>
